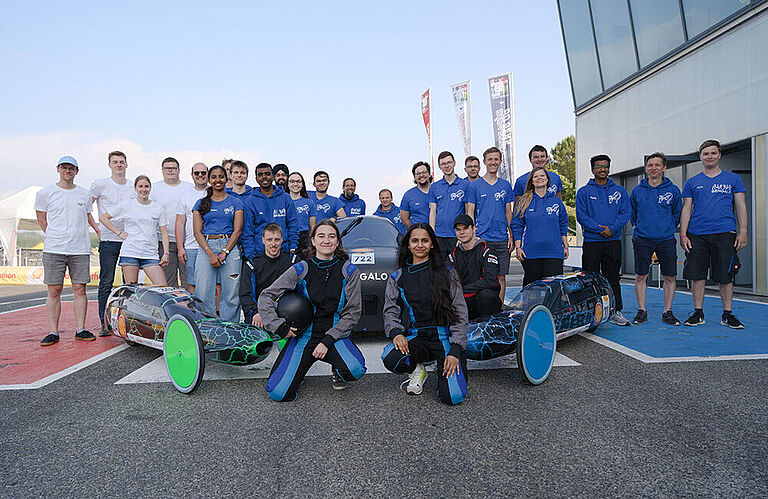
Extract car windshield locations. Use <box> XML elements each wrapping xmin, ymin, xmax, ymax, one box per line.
<box><xmin>508</xmin><ymin>284</ymin><xmax>549</xmax><ymax>311</ymax></box>
<box><xmin>336</xmin><ymin>217</ymin><xmax>399</xmax><ymax>248</ymax></box>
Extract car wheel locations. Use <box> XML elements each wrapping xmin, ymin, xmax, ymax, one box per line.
<box><xmin>163</xmin><ymin>314</ymin><xmax>205</xmax><ymax>394</ymax></box>
<box><xmin>516</xmin><ymin>304</ymin><xmax>557</xmax><ymax>385</ymax></box>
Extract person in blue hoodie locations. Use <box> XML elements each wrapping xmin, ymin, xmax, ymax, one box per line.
<box><xmin>339</xmin><ymin>178</ymin><xmax>366</xmax><ymax>216</ymax></box>
<box><xmin>226</xmin><ymin>160</ymin><xmax>253</xmax><ymax>200</ymax></box>
<box><xmin>576</xmin><ymin>154</ymin><xmax>631</xmax><ymax>326</ymax></box>
<box><xmin>373</xmin><ymin>188</ymin><xmax>406</xmax><ymax>234</ymax></box>
<box><xmin>510</xmin><ymin>167</ymin><xmax>569</xmax><ymax>286</ymax></box>
<box><xmin>629</xmin><ymin>153</ymin><xmax>682</xmax><ymax>326</ymax></box>
<box><xmin>241</xmin><ymin>162</ymin><xmax>299</xmax><ymax>260</ymax></box>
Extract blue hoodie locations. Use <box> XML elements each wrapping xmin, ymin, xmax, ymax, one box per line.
<box><xmin>629</xmin><ymin>177</ymin><xmax>682</xmax><ymax>241</ymax></box>
<box><xmin>510</xmin><ymin>191</ymin><xmax>568</xmax><ymax>259</ymax></box>
<box><xmin>226</xmin><ymin>185</ymin><xmax>254</xmax><ymax>200</ymax></box>
<box><xmin>339</xmin><ymin>193</ymin><xmax>366</xmax><ymax>216</ymax></box>
<box><xmin>373</xmin><ymin>204</ymin><xmax>407</xmax><ymax>234</ymax></box>
<box><xmin>576</xmin><ymin>178</ymin><xmax>630</xmax><ymax>242</ymax></box>
<box><xmin>241</xmin><ymin>185</ymin><xmax>299</xmax><ymax>259</ymax></box>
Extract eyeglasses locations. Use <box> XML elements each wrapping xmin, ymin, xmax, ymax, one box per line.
<box><xmin>438</xmin><ymin>161</ymin><xmax>454</xmax><ymax>167</ymax></box>
<box><xmin>192</xmin><ymin>171</ymin><xmax>207</xmax><ymax>176</ymax></box>
<box><xmin>162</xmin><ymin>166</ymin><xmax>179</xmax><ymax>171</ymax></box>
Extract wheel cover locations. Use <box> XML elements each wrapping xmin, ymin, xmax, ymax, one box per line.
<box><xmin>519</xmin><ymin>305</ymin><xmax>556</xmax><ymax>384</ymax></box>
<box><xmin>164</xmin><ymin>316</ymin><xmax>203</xmax><ymax>392</ymax></box>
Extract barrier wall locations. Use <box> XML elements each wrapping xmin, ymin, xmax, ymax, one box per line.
<box><xmin>0</xmin><ymin>266</ymin><xmax>121</xmax><ymax>286</ymax></box>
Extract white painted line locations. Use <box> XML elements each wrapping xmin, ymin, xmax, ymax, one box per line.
<box><xmin>0</xmin><ymin>343</ymin><xmax>130</xmax><ymax>391</ymax></box>
<box><xmin>0</xmin><ymin>298</ymin><xmax>98</xmax><ymax>314</ymax></box>
<box><xmin>580</xmin><ymin>332</ymin><xmax>768</xmax><ymax>363</ymax></box>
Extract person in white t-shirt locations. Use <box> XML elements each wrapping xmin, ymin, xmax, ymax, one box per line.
<box><xmin>150</xmin><ymin>157</ymin><xmax>192</xmax><ymax>288</ymax></box>
<box><xmin>100</xmin><ymin>175</ymin><xmax>170</xmax><ymax>285</ymax></box>
<box><xmin>90</xmin><ymin>150</ymin><xmax>136</xmax><ymax>335</ymax></box>
<box><xmin>35</xmin><ymin>156</ymin><xmax>100</xmax><ymax>347</ymax></box>
<box><xmin>175</xmin><ymin>162</ymin><xmax>209</xmax><ymax>292</ymax></box>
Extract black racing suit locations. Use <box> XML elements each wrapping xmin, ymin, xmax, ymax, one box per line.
<box><xmin>448</xmin><ymin>239</ymin><xmax>502</xmax><ymax>320</ymax></box>
<box><xmin>239</xmin><ymin>251</ymin><xmax>299</xmax><ymax>324</ymax></box>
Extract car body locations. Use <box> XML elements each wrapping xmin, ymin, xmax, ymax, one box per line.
<box><xmin>466</xmin><ymin>272</ymin><xmax>614</xmax><ymax>361</ymax></box>
<box><xmin>336</xmin><ymin>215</ymin><xmax>402</xmax><ymax>333</ymax></box>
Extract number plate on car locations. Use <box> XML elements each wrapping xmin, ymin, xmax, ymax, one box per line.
<box><xmin>350</xmin><ymin>253</ymin><xmax>375</xmax><ymax>265</ymax></box>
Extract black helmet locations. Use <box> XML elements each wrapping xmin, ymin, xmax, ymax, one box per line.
<box><xmin>276</xmin><ymin>291</ymin><xmax>314</xmax><ymax>333</ymax></box>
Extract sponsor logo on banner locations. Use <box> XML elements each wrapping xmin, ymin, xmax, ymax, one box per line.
<box><xmin>451</xmin><ymin>81</ymin><xmax>471</xmax><ymax>156</ymax></box>
<box><xmin>421</xmin><ymin>88</ymin><xmax>432</xmax><ymax>169</ymax></box>
<box><xmin>488</xmin><ymin>73</ymin><xmax>515</xmax><ymax>184</ymax></box>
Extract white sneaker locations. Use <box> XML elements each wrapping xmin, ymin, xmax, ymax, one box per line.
<box><xmin>610</xmin><ymin>311</ymin><xmax>631</xmax><ymax>326</ymax></box>
<box><xmin>400</xmin><ymin>363</ymin><xmax>427</xmax><ymax>395</ymax></box>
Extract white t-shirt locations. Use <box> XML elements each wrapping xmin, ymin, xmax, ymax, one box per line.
<box><xmin>34</xmin><ymin>184</ymin><xmax>92</xmax><ymax>255</ymax></box>
<box><xmin>149</xmin><ymin>181</ymin><xmax>192</xmax><ymax>243</ymax></box>
<box><xmin>90</xmin><ymin>177</ymin><xmax>136</xmax><ymax>242</ymax></box>
<box><xmin>110</xmin><ymin>199</ymin><xmax>170</xmax><ymax>259</ymax></box>
<box><xmin>176</xmin><ymin>187</ymin><xmax>208</xmax><ymax>250</ymax></box>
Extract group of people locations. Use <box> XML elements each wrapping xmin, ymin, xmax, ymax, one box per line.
<box><xmin>34</xmin><ymin>136</ymin><xmax>748</xmax><ymax>404</ymax></box>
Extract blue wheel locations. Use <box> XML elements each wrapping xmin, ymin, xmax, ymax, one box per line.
<box><xmin>516</xmin><ymin>305</ymin><xmax>557</xmax><ymax>385</ymax></box>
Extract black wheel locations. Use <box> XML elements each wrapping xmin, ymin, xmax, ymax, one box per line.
<box><xmin>516</xmin><ymin>305</ymin><xmax>557</xmax><ymax>385</ymax></box>
<box><xmin>163</xmin><ymin>314</ymin><xmax>205</xmax><ymax>394</ymax></box>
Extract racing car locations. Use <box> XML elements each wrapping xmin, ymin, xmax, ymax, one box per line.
<box><xmin>467</xmin><ymin>272</ymin><xmax>614</xmax><ymax>385</ymax></box>
<box><xmin>104</xmin><ymin>284</ymin><xmax>274</xmax><ymax>393</ymax></box>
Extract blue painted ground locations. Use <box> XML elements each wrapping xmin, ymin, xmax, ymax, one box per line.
<box><xmin>505</xmin><ymin>284</ymin><xmax>768</xmax><ymax>359</ymax></box>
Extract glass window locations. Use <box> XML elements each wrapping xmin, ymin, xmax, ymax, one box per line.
<box><xmin>591</xmin><ymin>0</ymin><xmax>638</xmax><ymax>88</ymax></box>
<box><xmin>682</xmin><ymin>0</ymin><xmax>749</xmax><ymax>38</ymax></box>
<box><xmin>630</xmin><ymin>0</ymin><xmax>686</xmax><ymax>66</ymax></box>
<box><xmin>559</xmin><ymin>0</ymin><xmax>603</xmax><ymax>106</ymax></box>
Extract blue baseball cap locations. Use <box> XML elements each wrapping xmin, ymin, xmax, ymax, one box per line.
<box><xmin>57</xmin><ymin>155</ymin><xmax>79</xmax><ymax>168</ymax></box>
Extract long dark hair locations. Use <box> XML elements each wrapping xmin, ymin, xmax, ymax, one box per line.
<box><xmin>288</xmin><ymin>172</ymin><xmax>308</xmax><ymax>198</ymax></box>
<box><xmin>198</xmin><ymin>165</ymin><xmax>227</xmax><ymax>216</ymax></box>
<box><xmin>305</xmin><ymin>219</ymin><xmax>348</xmax><ymax>260</ymax></box>
<box><xmin>397</xmin><ymin>223</ymin><xmax>459</xmax><ymax>326</ymax></box>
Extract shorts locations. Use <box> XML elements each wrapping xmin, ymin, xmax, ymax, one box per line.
<box><xmin>683</xmin><ymin>232</ymin><xmax>738</xmax><ymax>284</ymax></box>
<box><xmin>42</xmin><ymin>252</ymin><xmax>90</xmax><ymax>285</ymax></box>
<box><xmin>484</xmin><ymin>240</ymin><xmax>511</xmax><ymax>275</ymax></box>
<box><xmin>633</xmin><ymin>237</ymin><xmax>677</xmax><ymax>277</ymax></box>
<box><xmin>119</xmin><ymin>256</ymin><xmax>161</xmax><ymax>269</ymax></box>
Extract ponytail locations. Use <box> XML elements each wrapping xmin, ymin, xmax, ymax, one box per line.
<box><xmin>198</xmin><ymin>186</ymin><xmax>214</xmax><ymax>216</ymax></box>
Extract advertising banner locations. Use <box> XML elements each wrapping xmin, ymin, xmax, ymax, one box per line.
<box><xmin>488</xmin><ymin>73</ymin><xmax>515</xmax><ymax>183</ymax></box>
<box><xmin>0</xmin><ymin>266</ymin><xmax>115</xmax><ymax>286</ymax></box>
<box><xmin>450</xmin><ymin>81</ymin><xmax>471</xmax><ymax>157</ymax></box>
<box><xmin>420</xmin><ymin>88</ymin><xmax>433</xmax><ymax>172</ymax></box>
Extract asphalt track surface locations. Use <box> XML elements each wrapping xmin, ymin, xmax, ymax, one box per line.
<box><xmin>1</xmin><ymin>287</ymin><xmax>767</xmax><ymax>497</ymax></box>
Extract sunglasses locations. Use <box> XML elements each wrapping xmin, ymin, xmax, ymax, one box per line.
<box><xmin>192</xmin><ymin>171</ymin><xmax>208</xmax><ymax>176</ymax></box>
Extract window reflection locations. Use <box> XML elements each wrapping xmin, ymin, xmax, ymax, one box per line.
<box><xmin>630</xmin><ymin>0</ymin><xmax>685</xmax><ymax>66</ymax></box>
<box><xmin>559</xmin><ymin>0</ymin><xmax>603</xmax><ymax>106</ymax></box>
<box><xmin>682</xmin><ymin>0</ymin><xmax>749</xmax><ymax>38</ymax></box>
<box><xmin>591</xmin><ymin>0</ymin><xmax>638</xmax><ymax>88</ymax></box>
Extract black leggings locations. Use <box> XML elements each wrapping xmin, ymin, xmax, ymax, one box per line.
<box><xmin>522</xmin><ymin>258</ymin><xmax>563</xmax><ymax>287</ymax></box>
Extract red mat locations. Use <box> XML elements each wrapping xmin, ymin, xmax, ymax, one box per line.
<box><xmin>0</xmin><ymin>301</ymin><xmax>124</xmax><ymax>387</ymax></box>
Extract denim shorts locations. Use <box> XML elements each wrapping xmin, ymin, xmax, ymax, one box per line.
<box><xmin>42</xmin><ymin>252</ymin><xmax>90</xmax><ymax>285</ymax></box>
<box><xmin>119</xmin><ymin>256</ymin><xmax>161</xmax><ymax>269</ymax></box>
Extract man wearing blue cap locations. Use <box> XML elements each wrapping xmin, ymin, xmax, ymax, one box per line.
<box><xmin>35</xmin><ymin>156</ymin><xmax>100</xmax><ymax>346</ymax></box>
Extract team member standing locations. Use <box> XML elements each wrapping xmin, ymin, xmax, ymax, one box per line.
<box><xmin>309</xmin><ymin>171</ymin><xmax>346</xmax><ymax>220</ymax></box>
<box><xmin>373</xmin><ymin>188</ymin><xmax>406</xmax><ymax>234</ymax></box>
<box><xmin>511</xmin><ymin>168</ymin><xmax>569</xmax><ymax>286</ymax></box>
<box><xmin>222</xmin><ymin>159</ymin><xmax>234</xmax><ymax>189</ymax></box>
<box><xmin>240</xmin><ymin>223</ymin><xmax>300</xmax><ymax>326</ymax></box>
<box><xmin>629</xmin><ymin>153</ymin><xmax>682</xmax><ymax>325</ymax></box>
<box><xmin>36</xmin><ymin>156</ymin><xmax>99</xmax><ymax>346</ymax></box>
<box><xmin>576</xmin><ymin>155</ymin><xmax>631</xmax><ymax>326</ymax></box>
<box><xmin>466</xmin><ymin>147</ymin><xmax>513</xmax><ymax>301</ymax></box>
<box><xmin>227</xmin><ymin>160</ymin><xmax>253</xmax><ymax>199</ymax></box>
<box><xmin>101</xmin><ymin>175</ymin><xmax>170</xmax><ymax>286</ymax></box>
<box><xmin>175</xmin><ymin>162</ymin><xmax>209</xmax><ymax>292</ymax></box>
<box><xmin>272</xmin><ymin>164</ymin><xmax>289</xmax><ymax>190</ymax></box>
<box><xmin>339</xmin><ymin>178</ymin><xmax>366</xmax><ymax>216</ymax></box>
<box><xmin>381</xmin><ymin>223</ymin><xmax>468</xmax><ymax>404</ymax></box>
<box><xmin>286</xmin><ymin>172</ymin><xmax>316</xmax><ymax>255</ymax></box>
<box><xmin>680</xmin><ymin>140</ymin><xmax>748</xmax><ymax>328</ymax></box>
<box><xmin>258</xmin><ymin>220</ymin><xmax>366</xmax><ymax>400</ymax></box>
<box><xmin>151</xmin><ymin>157</ymin><xmax>192</xmax><ymax>287</ymax></box>
<box><xmin>513</xmin><ymin>145</ymin><xmax>563</xmax><ymax>204</ymax></box>
<box><xmin>429</xmin><ymin>151</ymin><xmax>470</xmax><ymax>256</ymax></box>
<box><xmin>400</xmin><ymin>161</ymin><xmax>432</xmax><ymax>229</ymax></box>
<box><xmin>192</xmin><ymin>166</ymin><xmax>244</xmax><ymax>323</ymax></box>
<box><xmin>241</xmin><ymin>163</ymin><xmax>299</xmax><ymax>260</ymax></box>
<box><xmin>464</xmin><ymin>155</ymin><xmax>480</xmax><ymax>182</ymax></box>
<box><xmin>449</xmin><ymin>214</ymin><xmax>502</xmax><ymax>319</ymax></box>
<box><xmin>90</xmin><ymin>150</ymin><xmax>135</xmax><ymax>335</ymax></box>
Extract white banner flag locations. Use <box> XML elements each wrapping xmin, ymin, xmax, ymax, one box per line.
<box><xmin>450</xmin><ymin>81</ymin><xmax>471</xmax><ymax>157</ymax></box>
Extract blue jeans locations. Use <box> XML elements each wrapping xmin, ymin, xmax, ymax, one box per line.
<box><xmin>98</xmin><ymin>240</ymin><xmax>122</xmax><ymax>325</ymax></box>
<box><xmin>185</xmin><ymin>249</ymin><xmax>199</xmax><ymax>286</ymax></box>
<box><xmin>195</xmin><ymin>238</ymin><xmax>241</xmax><ymax>323</ymax></box>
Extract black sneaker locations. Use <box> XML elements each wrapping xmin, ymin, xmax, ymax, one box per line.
<box><xmin>721</xmin><ymin>312</ymin><xmax>744</xmax><ymax>329</ymax></box>
<box><xmin>684</xmin><ymin>311</ymin><xmax>705</xmax><ymax>326</ymax></box>
<box><xmin>632</xmin><ymin>310</ymin><xmax>647</xmax><ymax>324</ymax></box>
<box><xmin>75</xmin><ymin>330</ymin><xmax>96</xmax><ymax>341</ymax></box>
<box><xmin>98</xmin><ymin>328</ymin><xmax>111</xmax><ymax>337</ymax></box>
<box><xmin>661</xmin><ymin>310</ymin><xmax>681</xmax><ymax>326</ymax></box>
<box><xmin>332</xmin><ymin>372</ymin><xmax>348</xmax><ymax>391</ymax></box>
<box><xmin>40</xmin><ymin>333</ymin><xmax>59</xmax><ymax>347</ymax></box>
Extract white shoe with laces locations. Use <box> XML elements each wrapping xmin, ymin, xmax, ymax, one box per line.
<box><xmin>400</xmin><ymin>363</ymin><xmax>427</xmax><ymax>395</ymax></box>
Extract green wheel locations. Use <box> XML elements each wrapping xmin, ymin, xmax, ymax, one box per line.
<box><xmin>163</xmin><ymin>314</ymin><xmax>205</xmax><ymax>394</ymax></box>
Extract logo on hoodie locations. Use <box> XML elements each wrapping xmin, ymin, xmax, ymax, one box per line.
<box><xmin>494</xmin><ymin>190</ymin><xmax>506</xmax><ymax>201</ymax></box>
<box><xmin>657</xmin><ymin>192</ymin><xmax>673</xmax><ymax>204</ymax></box>
<box><xmin>546</xmin><ymin>204</ymin><xmax>559</xmax><ymax>216</ymax></box>
<box><xmin>608</xmin><ymin>191</ymin><xmax>621</xmax><ymax>204</ymax></box>
<box><xmin>349</xmin><ymin>207</ymin><xmax>362</xmax><ymax>215</ymax></box>
<box><xmin>711</xmin><ymin>184</ymin><xmax>732</xmax><ymax>194</ymax></box>
<box><xmin>547</xmin><ymin>185</ymin><xmax>558</xmax><ymax>194</ymax></box>
<box><xmin>450</xmin><ymin>190</ymin><xmax>465</xmax><ymax>201</ymax></box>
<box><xmin>273</xmin><ymin>208</ymin><xmax>286</xmax><ymax>218</ymax></box>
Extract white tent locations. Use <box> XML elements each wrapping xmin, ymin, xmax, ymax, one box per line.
<box><xmin>0</xmin><ymin>186</ymin><xmax>43</xmax><ymax>265</ymax></box>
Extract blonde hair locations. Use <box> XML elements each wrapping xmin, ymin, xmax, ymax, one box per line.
<box><xmin>513</xmin><ymin>167</ymin><xmax>550</xmax><ymax>217</ymax></box>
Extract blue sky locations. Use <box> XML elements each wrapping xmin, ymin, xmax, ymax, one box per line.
<box><xmin>0</xmin><ymin>1</ymin><xmax>574</xmax><ymax>206</ymax></box>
